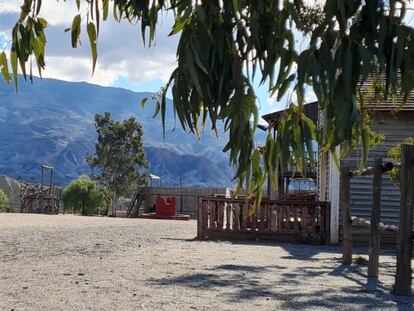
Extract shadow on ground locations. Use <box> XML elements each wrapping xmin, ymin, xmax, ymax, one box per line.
<box><xmin>150</xmin><ymin>251</ymin><xmax>414</xmax><ymax>310</ymax></box>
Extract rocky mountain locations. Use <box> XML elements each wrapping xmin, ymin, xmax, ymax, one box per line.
<box><xmin>0</xmin><ymin>77</ymin><xmax>259</xmax><ymax>187</ymax></box>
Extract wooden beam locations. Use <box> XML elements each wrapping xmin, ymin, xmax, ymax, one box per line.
<box><xmin>395</xmin><ymin>144</ymin><xmax>414</xmax><ymax>295</ymax></box>
<box><xmin>368</xmin><ymin>158</ymin><xmax>382</xmax><ymax>278</ymax></box>
<box><xmin>351</xmin><ymin>217</ymin><xmax>398</xmax><ymax>232</ymax></box>
<box><xmin>341</xmin><ymin>166</ymin><xmax>352</xmax><ymax>264</ymax></box>
<box><xmin>197</xmin><ymin>198</ymin><xmax>202</xmax><ymax>239</ymax></box>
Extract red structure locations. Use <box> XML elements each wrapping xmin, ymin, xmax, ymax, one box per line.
<box><xmin>155</xmin><ymin>196</ymin><xmax>176</xmax><ymax>216</ymax></box>
<box><xmin>140</xmin><ymin>195</ymin><xmax>190</xmax><ymax>220</ymax></box>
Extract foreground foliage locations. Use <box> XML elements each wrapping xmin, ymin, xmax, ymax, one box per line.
<box><xmin>62</xmin><ymin>176</ymin><xmax>109</xmax><ymax>215</ymax></box>
<box><xmin>3</xmin><ymin>1</ymin><xmax>414</xmax><ymax>206</ymax></box>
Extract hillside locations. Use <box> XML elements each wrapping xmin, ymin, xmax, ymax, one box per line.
<box><xmin>0</xmin><ymin>77</ymin><xmax>245</xmax><ymax>187</ymax></box>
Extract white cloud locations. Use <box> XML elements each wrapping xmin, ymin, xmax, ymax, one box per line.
<box><xmin>0</xmin><ymin>1</ymin><xmax>20</xmax><ymax>14</ymax></box>
<box><xmin>0</xmin><ymin>0</ymin><xmax>82</xmax><ymax>25</ymax></box>
<box><xmin>0</xmin><ymin>2</ymin><xmax>178</xmax><ymax>87</ymax></box>
<box><xmin>266</xmin><ymin>86</ymin><xmax>317</xmax><ymax>113</ymax></box>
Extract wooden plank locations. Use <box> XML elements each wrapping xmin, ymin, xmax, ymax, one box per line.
<box><xmin>217</xmin><ymin>202</ymin><xmax>224</xmax><ymax>229</ymax></box>
<box><xmin>204</xmin><ymin>229</ymin><xmax>323</xmax><ymax>243</ymax></box>
<box><xmin>271</xmin><ymin>207</ymin><xmax>277</xmax><ymax>232</ymax></box>
<box><xmin>395</xmin><ymin>144</ymin><xmax>414</xmax><ymax>295</ymax></box>
<box><xmin>293</xmin><ymin>206</ymin><xmax>299</xmax><ymax>233</ymax></box>
<box><xmin>208</xmin><ymin>201</ymin><xmax>214</xmax><ymax>228</ymax></box>
<box><xmin>277</xmin><ymin>206</ymin><xmax>282</xmax><ymax>232</ymax></box>
<box><xmin>225</xmin><ymin>202</ymin><xmax>231</xmax><ymax>230</ymax></box>
<box><xmin>300</xmin><ymin>206</ymin><xmax>305</xmax><ymax>235</ymax></box>
<box><xmin>341</xmin><ymin>166</ymin><xmax>353</xmax><ymax>264</ymax></box>
<box><xmin>202</xmin><ymin>200</ymin><xmax>209</xmax><ymax>233</ymax></box>
<box><xmin>368</xmin><ymin>158</ymin><xmax>382</xmax><ymax>278</ymax></box>
<box><xmin>241</xmin><ymin>203</ymin><xmax>248</xmax><ymax>231</ymax></box>
<box><xmin>197</xmin><ymin>198</ymin><xmax>202</xmax><ymax>239</ymax></box>
<box><xmin>233</xmin><ymin>203</ymin><xmax>240</xmax><ymax>231</ymax></box>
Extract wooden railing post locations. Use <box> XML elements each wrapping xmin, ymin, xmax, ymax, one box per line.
<box><xmin>341</xmin><ymin>166</ymin><xmax>352</xmax><ymax>264</ymax></box>
<box><xmin>197</xmin><ymin>197</ymin><xmax>202</xmax><ymax>239</ymax></box>
<box><xmin>395</xmin><ymin>144</ymin><xmax>414</xmax><ymax>295</ymax></box>
<box><xmin>368</xmin><ymin>158</ymin><xmax>382</xmax><ymax>278</ymax></box>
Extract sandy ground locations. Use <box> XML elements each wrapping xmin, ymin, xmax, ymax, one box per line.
<box><xmin>0</xmin><ymin>214</ymin><xmax>413</xmax><ymax>311</ymax></box>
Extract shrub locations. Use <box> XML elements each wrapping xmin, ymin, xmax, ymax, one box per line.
<box><xmin>388</xmin><ymin>137</ymin><xmax>414</xmax><ymax>187</ymax></box>
<box><xmin>62</xmin><ymin>176</ymin><xmax>109</xmax><ymax>215</ymax></box>
<box><xmin>0</xmin><ymin>190</ymin><xmax>10</xmax><ymax>212</ymax></box>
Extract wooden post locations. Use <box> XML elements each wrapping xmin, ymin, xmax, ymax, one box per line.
<box><xmin>395</xmin><ymin>144</ymin><xmax>414</xmax><ymax>295</ymax></box>
<box><xmin>197</xmin><ymin>197</ymin><xmax>202</xmax><ymax>239</ymax></box>
<box><xmin>39</xmin><ymin>166</ymin><xmax>44</xmax><ymax>213</ymax></box>
<box><xmin>368</xmin><ymin>158</ymin><xmax>382</xmax><ymax>278</ymax></box>
<box><xmin>341</xmin><ymin>166</ymin><xmax>352</xmax><ymax>264</ymax></box>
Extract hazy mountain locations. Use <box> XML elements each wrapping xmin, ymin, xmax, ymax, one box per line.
<box><xmin>0</xmin><ymin>76</ymin><xmax>260</xmax><ymax>187</ymax></box>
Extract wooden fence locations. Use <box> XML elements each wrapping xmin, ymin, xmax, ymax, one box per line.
<box><xmin>197</xmin><ymin>197</ymin><xmax>330</xmax><ymax>244</ymax></box>
<box><xmin>341</xmin><ymin>144</ymin><xmax>414</xmax><ymax>295</ymax></box>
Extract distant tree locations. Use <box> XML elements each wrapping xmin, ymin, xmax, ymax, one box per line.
<box><xmin>62</xmin><ymin>176</ymin><xmax>109</xmax><ymax>215</ymax></box>
<box><xmin>0</xmin><ymin>190</ymin><xmax>9</xmax><ymax>212</ymax></box>
<box><xmin>87</xmin><ymin>113</ymin><xmax>149</xmax><ymax>214</ymax></box>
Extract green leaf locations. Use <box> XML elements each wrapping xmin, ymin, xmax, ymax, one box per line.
<box><xmin>0</xmin><ymin>52</ymin><xmax>11</xmax><ymax>84</ymax></box>
<box><xmin>37</xmin><ymin>18</ymin><xmax>48</xmax><ymax>29</ymax></box>
<box><xmin>75</xmin><ymin>0</ymin><xmax>80</xmax><ymax>11</ymax></box>
<box><xmin>71</xmin><ymin>14</ymin><xmax>81</xmax><ymax>48</ymax></box>
<box><xmin>152</xmin><ymin>101</ymin><xmax>160</xmax><ymax>118</ymax></box>
<box><xmin>140</xmin><ymin>97</ymin><xmax>148</xmax><ymax>108</ymax></box>
<box><xmin>103</xmin><ymin>0</ymin><xmax>109</xmax><ymax>21</ymax></box>
<box><xmin>10</xmin><ymin>50</ymin><xmax>18</xmax><ymax>91</ymax></box>
<box><xmin>87</xmin><ymin>22</ymin><xmax>97</xmax><ymax>73</ymax></box>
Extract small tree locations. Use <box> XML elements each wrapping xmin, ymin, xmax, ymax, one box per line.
<box><xmin>62</xmin><ymin>176</ymin><xmax>109</xmax><ymax>215</ymax></box>
<box><xmin>0</xmin><ymin>190</ymin><xmax>9</xmax><ymax>213</ymax></box>
<box><xmin>87</xmin><ymin>113</ymin><xmax>149</xmax><ymax>214</ymax></box>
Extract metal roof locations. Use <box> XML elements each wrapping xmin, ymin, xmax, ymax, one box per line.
<box><xmin>261</xmin><ymin>101</ymin><xmax>319</xmax><ymax>128</ymax></box>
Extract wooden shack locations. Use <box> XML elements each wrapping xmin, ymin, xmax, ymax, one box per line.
<box><xmin>262</xmin><ymin>96</ymin><xmax>414</xmax><ymax>244</ymax></box>
<box><xmin>321</xmin><ymin>101</ymin><xmax>414</xmax><ymax>244</ymax></box>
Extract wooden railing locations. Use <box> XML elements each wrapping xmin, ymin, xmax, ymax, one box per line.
<box><xmin>197</xmin><ymin>197</ymin><xmax>331</xmax><ymax>244</ymax></box>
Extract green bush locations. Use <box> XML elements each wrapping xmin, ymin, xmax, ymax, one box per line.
<box><xmin>0</xmin><ymin>190</ymin><xmax>10</xmax><ymax>212</ymax></box>
<box><xmin>388</xmin><ymin>137</ymin><xmax>414</xmax><ymax>187</ymax></box>
<box><xmin>63</xmin><ymin>176</ymin><xmax>110</xmax><ymax>216</ymax></box>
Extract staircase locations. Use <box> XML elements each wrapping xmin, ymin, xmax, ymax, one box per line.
<box><xmin>126</xmin><ymin>188</ymin><xmax>145</xmax><ymax>218</ymax></box>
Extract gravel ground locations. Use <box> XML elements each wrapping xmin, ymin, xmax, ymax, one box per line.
<box><xmin>0</xmin><ymin>214</ymin><xmax>413</xmax><ymax>311</ymax></box>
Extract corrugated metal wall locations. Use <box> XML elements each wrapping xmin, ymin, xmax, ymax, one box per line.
<box><xmin>340</xmin><ymin>115</ymin><xmax>414</xmax><ymax>243</ymax></box>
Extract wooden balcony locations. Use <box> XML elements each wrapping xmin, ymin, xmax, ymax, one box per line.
<box><xmin>197</xmin><ymin>197</ymin><xmax>330</xmax><ymax>244</ymax></box>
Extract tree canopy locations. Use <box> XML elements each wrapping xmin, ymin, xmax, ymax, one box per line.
<box><xmin>2</xmin><ymin>0</ymin><xmax>414</xmax><ymax>203</ymax></box>
<box><xmin>62</xmin><ymin>176</ymin><xmax>109</xmax><ymax>215</ymax></box>
<box><xmin>87</xmin><ymin>112</ymin><xmax>149</xmax><ymax>201</ymax></box>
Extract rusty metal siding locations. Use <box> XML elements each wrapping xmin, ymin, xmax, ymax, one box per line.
<box><xmin>340</xmin><ymin>115</ymin><xmax>414</xmax><ymax>243</ymax></box>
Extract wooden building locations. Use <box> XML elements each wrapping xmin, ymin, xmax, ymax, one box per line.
<box><xmin>261</xmin><ymin>102</ymin><xmax>319</xmax><ymax>197</ymax></box>
<box><xmin>262</xmin><ymin>98</ymin><xmax>414</xmax><ymax>244</ymax></box>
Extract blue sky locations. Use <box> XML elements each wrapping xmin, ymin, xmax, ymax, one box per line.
<box><xmin>0</xmin><ymin>1</ymin><xmax>298</xmax><ymax>119</ymax></box>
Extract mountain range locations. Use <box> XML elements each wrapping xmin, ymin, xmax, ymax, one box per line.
<box><xmin>0</xmin><ymin>77</ymin><xmax>266</xmax><ymax>187</ymax></box>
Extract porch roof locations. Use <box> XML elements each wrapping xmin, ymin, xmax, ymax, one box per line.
<box><xmin>261</xmin><ymin>101</ymin><xmax>318</xmax><ymax>128</ymax></box>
